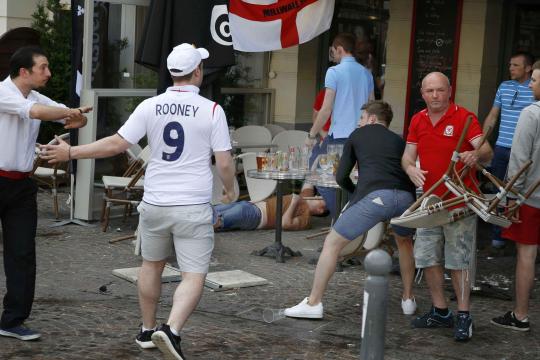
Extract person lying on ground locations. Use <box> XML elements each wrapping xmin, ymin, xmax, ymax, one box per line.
<box><xmin>213</xmin><ymin>194</ymin><xmax>328</xmax><ymax>231</ymax></box>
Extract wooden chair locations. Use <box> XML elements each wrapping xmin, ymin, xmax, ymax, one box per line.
<box><xmin>31</xmin><ymin>133</ymin><xmax>70</xmax><ymax>218</ymax></box>
<box><xmin>101</xmin><ymin>163</ymin><xmax>146</xmax><ymax>232</ymax></box>
<box><xmin>392</xmin><ymin>116</ymin><xmax>540</xmax><ymax>229</ymax></box>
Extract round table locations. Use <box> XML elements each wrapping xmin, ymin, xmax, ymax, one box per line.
<box><xmin>247</xmin><ymin>169</ymin><xmax>310</xmax><ymax>263</ymax></box>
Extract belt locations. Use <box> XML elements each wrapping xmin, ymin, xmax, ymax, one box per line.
<box><xmin>0</xmin><ymin>169</ymin><xmax>32</xmax><ymax>180</ymax></box>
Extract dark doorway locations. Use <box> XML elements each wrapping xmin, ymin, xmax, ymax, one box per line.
<box><xmin>0</xmin><ymin>27</ymin><xmax>41</xmax><ymax>79</ymax></box>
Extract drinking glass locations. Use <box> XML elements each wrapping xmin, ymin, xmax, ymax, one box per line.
<box><xmin>263</xmin><ymin>308</ymin><xmax>286</xmax><ymax>323</ymax></box>
<box><xmin>256</xmin><ymin>152</ymin><xmax>267</xmax><ymax>171</ymax></box>
<box><xmin>266</xmin><ymin>152</ymin><xmax>276</xmax><ymax>171</ymax></box>
<box><xmin>300</xmin><ymin>145</ymin><xmax>311</xmax><ymax>170</ymax></box>
<box><xmin>319</xmin><ymin>154</ymin><xmax>330</xmax><ymax>176</ymax></box>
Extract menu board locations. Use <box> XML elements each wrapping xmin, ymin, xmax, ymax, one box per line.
<box><xmin>404</xmin><ymin>0</ymin><xmax>463</xmax><ymax>134</ymax></box>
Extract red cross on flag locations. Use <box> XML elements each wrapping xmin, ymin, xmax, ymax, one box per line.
<box><xmin>229</xmin><ymin>0</ymin><xmax>335</xmax><ymax>52</ymax></box>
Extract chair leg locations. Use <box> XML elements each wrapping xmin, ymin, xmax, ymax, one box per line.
<box><xmin>100</xmin><ymin>189</ymin><xmax>109</xmax><ymax>222</ymax></box>
<box><xmin>122</xmin><ymin>204</ymin><xmax>129</xmax><ymax>222</ymax></box>
<box><xmin>52</xmin><ymin>187</ymin><xmax>59</xmax><ymax>219</ymax></box>
<box><xmin>102</xmin><ymin>202</ymin><xmax>111</xmax><ymax>232</ymax></box>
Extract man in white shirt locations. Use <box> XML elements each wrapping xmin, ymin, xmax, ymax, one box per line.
<box><xmin>41</xmin><ymin>44</ymin><xmax>236</xmax><ymax>360</ymax></box>
<box><xmin>0</xmin><ymin>46</ymin><xmax>90</xmax><ymax>341</ymax></box>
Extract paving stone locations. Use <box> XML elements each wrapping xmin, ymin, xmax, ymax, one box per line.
<box><xmin>0</xmin><ymin>191</ymin><xmax>539</xmax><ymax>359</ymax></box>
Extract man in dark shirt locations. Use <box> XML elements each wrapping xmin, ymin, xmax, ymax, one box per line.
<box><xmin>285</xmin><ymin>101</ymin><xmax>417</xmax><ymax>319</ymax></box>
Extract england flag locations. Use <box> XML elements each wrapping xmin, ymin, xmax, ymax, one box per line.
<box><xmin>229</xmin><ymin>0</ymin><xmax>335</xmax><ymax>52</ymax></box>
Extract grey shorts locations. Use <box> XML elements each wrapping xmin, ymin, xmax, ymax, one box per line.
<box><xmin>414</xmin><ymin>212</ymin><xmax>477</xmax><ymax>270</ymax></box>
<box><xmin>137</xmin><ymin>201</ymin><xmax>214</xmax><ymax>273</ymax></box>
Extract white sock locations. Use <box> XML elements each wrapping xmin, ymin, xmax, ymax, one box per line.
<box><xmin>170</xmin><ymin>326</ymin><xmax>180</xmax><ymax>336</ymax></box>
<box><xmin>142</xmin><ymin>325</ymin><xmax>156</xmax><ymax>332</ymax></box>
<box><xmin>513</xmin><ymin>312</ymin><xmax>529</xmax><ymax>322</ymax></box>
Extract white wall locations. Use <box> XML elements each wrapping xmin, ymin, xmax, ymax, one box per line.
<box><xmin>0</xmin><ymin>0</ymin><xmax>41</xmax><ymax>35</ymax></box>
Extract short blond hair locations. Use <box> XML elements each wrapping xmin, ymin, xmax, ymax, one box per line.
<box><xmin>533</xmin><ymin>60</ymin><xmax>540</xmax><ymax>71</ymax></box>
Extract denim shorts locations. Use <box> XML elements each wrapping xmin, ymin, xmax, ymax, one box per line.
<box><xmin>333</xmin><ymin>189</ymin><xmax>415</xmax><ymax>241</ymax></box>
<box><xmin>137</xmin><ymin>201</ymin><xmax>214</xmax><ymax>273</ymax></box>
<box><xmin>213</xmin><ymin>201</ymin><xmax>261</xmax><ymax>231</ymax></box>
<box><xmin>414</xmin><ymin>213</ymin><xmax>477</xmax><ymax>270</ymax></box>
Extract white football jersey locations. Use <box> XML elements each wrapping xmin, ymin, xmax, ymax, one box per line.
<box><xmin>118</xmin><ymin>85</ymin><xmax>231</xmax><ymax>206</ymax></box>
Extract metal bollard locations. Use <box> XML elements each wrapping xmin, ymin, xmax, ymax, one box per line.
<box><xmin>360</xmin><ymin>249</ymin><xmax>392</xmax><ymax>360</ymax></box>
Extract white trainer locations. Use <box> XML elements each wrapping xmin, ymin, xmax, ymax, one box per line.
<box><xmin>401</xmin><ymin>297</ymin><xmax>417</xmax><ymax>315</ymax></box>
<box><xmin>284</xmin><ymin>297</ymin><xmax>323</xmax><ymax>319</ymax></box>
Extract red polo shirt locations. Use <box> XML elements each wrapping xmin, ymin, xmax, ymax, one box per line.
<box><xmin>407</xmin><ymin>103</ymin><xmax>483</xmax><ymax>199</ymax></box>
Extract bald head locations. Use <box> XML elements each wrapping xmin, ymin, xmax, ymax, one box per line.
<box><xmin>421</xmin><ymin>72</ymin><xmax>452</xmax><ymax>115</ymax></box>
<box><xmin>421</xmin><ymin>72</ymin><xmax>450</xmax><ymax>89</ymax></box>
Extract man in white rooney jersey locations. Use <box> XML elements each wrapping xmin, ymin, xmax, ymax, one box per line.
<box><xmin>41</xmin><ymin>43</ymin><xmax>236</xmax><ymax>360</ymax></box>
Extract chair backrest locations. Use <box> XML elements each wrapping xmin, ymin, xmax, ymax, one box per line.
<box><xmin>32</xmin><ymin>133</ymin><xmax>70</xmax><ymax>175</ymax></box>
<box><xmin>123</xmin><ymin>145</ymin><xmax>151</xmax><ymax>177</ymax></box>
<box><xmin>264</xmin><ymin>124</ymin><xmax>286</xmax><ymax>138</ymax></box>
<box><xmin>211</xmin><ymin>165</ymin><xmax>240</xmax><ymax>205</ymax></box>
<box><xmin>339</xmin><ymin>222</ymin><xmax>385</xmax><ymax>256</ymax></box>
<box><xmin>237</xmin><ymin>152</ymin><xmax>276</xmax><ymax>202</ymax></box>
<box><xmin>126</xmin><ymin>143</ymin><xmax>143</xmax><ymax>162</ymax></box>
<box><xmin>271</xmin><ymin>130</ymin><xmax>308</xmax><ymax>152</ymax></box>
<box><xmin>231</xmin><ymin>125</ymin><xmax>272</xmax><ymax>153</ymax></box>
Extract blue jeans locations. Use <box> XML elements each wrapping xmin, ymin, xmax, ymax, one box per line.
<box><xmin>213</xmin><ymin>201</ymin><xmax>261</xmax><ymax>231</ymax></box>
<box><xmin>491</xmin><ymin>146</ymin><xmax>511</xmax><ymax>245</ymax></box>
<box><xmin>333</xmin><ymin>189</ymin><xmax>415</xmax><ymax>241</ymax></box>
<box><xmin>309</xmin><ymin>135</ymin><xmax>348</xmax><ymax>219</ymax></box>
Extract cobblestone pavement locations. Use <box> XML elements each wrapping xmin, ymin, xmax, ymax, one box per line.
<box><xmin>0</xmin><ymin>190</ymin><xmax>539</xmax><ymax>359</ymax></box>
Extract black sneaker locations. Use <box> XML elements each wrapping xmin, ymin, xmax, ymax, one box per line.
<box><xmin>411</xmin><ymin>306</ymin><xmax>454</xmax><ymax>328</ymax></box>
<box><xmin>135</xmin><ymin>327</ymin><xmax>156</xmax><ymax>349</ymax></box>
<box><xmin>491</xmin><ymin>311</ymin><xmax>530</xmax><ymax>332</ymax></box>
<box><xmin>151</xmin><ymin>324</ymin><xmax>186</xmax><ymax>360</ymax></box>
<box><xmin>0</xmin><ymin>325</ymin><xmax>41</xmax><ymax>341</ymax></box>
<box><xmin>454</xmin><ymin>312</ymin><xmax>473</xmax><ymax>341</ymax></box>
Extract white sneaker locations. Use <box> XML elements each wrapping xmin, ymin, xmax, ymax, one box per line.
<box><xmin>401</xmin><ymin>297</ymin><xmax>417</xmax><ymax>315</ymax></box>
<box><xmin>284</xmin><ymin>297</ymin><xmax>323</xmax><ymax>319</ymax></box>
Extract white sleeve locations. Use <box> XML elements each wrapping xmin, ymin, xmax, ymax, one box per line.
<box><xmin>0</xmin><ymin>90</ymin><xmax>36</xmax><ymax>121</ymax></box>
<box><xmin>117</xmin><ymin>102</ymin><xmax>148</xmax><ymax>145</ymax></box>
<box><xmin>32</xmin><ymin>91</ymin><xmax>68</xmax><ymax>123</ymax></box>
<box><xmin>33</xmin><ymin>91</ymin><xmax>68</xmax><ymax>108</ymax></box>
<box><xmin>211</xmin><ymin>104</ymin><xmax>232</xmax><ymax>152</ymax></box>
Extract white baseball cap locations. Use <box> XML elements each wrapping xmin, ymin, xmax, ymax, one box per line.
<box><xmin>167</xmin><ymin>43</ymin><xmax>209</xmax><ymax>76</ymax></box>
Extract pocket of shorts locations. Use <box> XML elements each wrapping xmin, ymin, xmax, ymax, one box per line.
<box><xmin>136</xmin><ymin>202</ymin><xmax>145</xmax><ymax>214</ymax></box>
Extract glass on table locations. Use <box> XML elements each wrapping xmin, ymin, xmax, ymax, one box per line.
<box><xmin>319</xmin><ymin>154</ymin><xmax>329</xmax><ymax>175</ymax></box>
<box><xmin>266</xmin><ymin>152</ymin><xmax>277</xmax><ymax>171</ymax></box>
<box><xmin>256</xmin><ymin>152</ymin><xmax>267</xmax><ymax>171</ymax></box>
<box><xmin>335</xmin><ymin>144</ymin><xmax>344</xmax><ymax>157</ymax></box>
<box><xmin>300</xmin><ymin>145</ymin><xmax>311</xmax><ymax>170</ymax></box>
<box><xmin>278</xmin><ymin>151</ymin><xmax>289</xmax><ymax>172</ymax></box>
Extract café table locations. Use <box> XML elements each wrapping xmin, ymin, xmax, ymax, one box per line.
<box><xmin>246</xmin><ymin>168</ymin><xmax>311</xmax><ymax>263</ymax></box>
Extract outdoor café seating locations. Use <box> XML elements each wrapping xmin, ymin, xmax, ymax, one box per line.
<box><xmin>32</xmin><ymin>133</ymin><xmax>71</xmax><ymax>219</ymax></box>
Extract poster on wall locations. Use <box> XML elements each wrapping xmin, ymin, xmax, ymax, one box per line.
<box><xmin>404</xmin><ymin>0</ymin><xmax>463</xmax><ymax>136</ymax></box>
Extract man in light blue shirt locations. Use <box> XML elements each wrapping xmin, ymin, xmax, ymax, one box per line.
<box><xmin>483</xmin><ymin>52</ymin><xmax>535</xmax><ymax>248</ymax></box>
<box><xmin>307</xmin><ymin>33</ymin><xmax>374</xmax><ymax>217</ymax></box>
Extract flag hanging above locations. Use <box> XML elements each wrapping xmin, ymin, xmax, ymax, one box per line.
<box><xmin>229</xmin><ymin>0</ymin><xmax>335</xmax><ymax>52</ymax></box>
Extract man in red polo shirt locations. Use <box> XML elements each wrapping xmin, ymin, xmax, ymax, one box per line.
<box><xmin>401</xmin><ymin>72</ymin><xmax>492</xmax><ymax>341</ymax></box>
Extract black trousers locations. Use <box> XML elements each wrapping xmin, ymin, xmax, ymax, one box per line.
<box><xmin>0</xmin><ymin>176</ymin><xmax>38</xmax><ymax>328</ymax></box>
